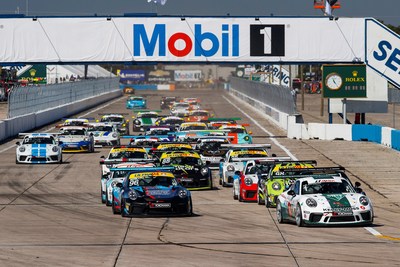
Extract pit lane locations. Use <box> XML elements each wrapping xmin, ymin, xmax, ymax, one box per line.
<box><xmin>0</xmin><ymin>88</ymin><xmax>399</xmax><ymax>266</ymax></box>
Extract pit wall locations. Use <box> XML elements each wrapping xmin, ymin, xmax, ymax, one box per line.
<box><xmin>0</xmin><ymin>90</ymin><xmax>122</xmax><ymax>143</ymax></box>
<box><xmin>228</xmin><ymin>84</ymin><xmax>399</xmax><ymax>152</ymax></box>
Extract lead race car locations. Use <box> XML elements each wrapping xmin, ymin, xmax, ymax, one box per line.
<box><xmin>132</xmin><ymin>110</ymin><xmax>161</xmax><ymax>132</ymax></box>
<box><xmin>276</xmin><ymin>176</ymin><xmax>373</xmax><ymax>227</ymax></box>
<box><xmin>87</xmin><ymin>122</ymin><xmax>120</xmax><ymax>147</ymax></box>
<box><xmin>113</xmin><ymin>167</ymin><xmax>193</xmax><ymax>217</ymax></box>
<box><xmin>16</xmin><ymin>133</ymin><xmax>63</xmax><ymax>164</ymax></box>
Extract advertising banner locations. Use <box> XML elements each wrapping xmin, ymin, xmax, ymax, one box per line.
<box><xmin>147</xmin><ymin>69</ymin><xmax>173</xmax><ymax>83</ymax></box>
<box><xmin>174</xmin><ymin>70</ymin><xmax>202</xmax><ymax>81</ymax></box>
<box><xmin>0</xmin><ymin>17</ymin><xmax>365</xmax><ymax>64</ymax></box>
<box><xmin>119</xmin><ymin>69</ymin><xmax>145</xmax><ymax>82</ymax></box>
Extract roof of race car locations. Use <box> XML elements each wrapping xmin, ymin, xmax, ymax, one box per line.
<box><xmin>180</xmin><ymin>122</ymin><xmax>207</xmax><ymax>127</ymax></box>
<box><xmin>20</xmin><ymin>133</ymin><xmax>54</xmax><ymax>138</ymax></box>
<box><xmin>271</xmin><ymin>161</ymin><xmax>317</xmax><ymax>172</ymax></box>
<box><xmin>297</xmin><ymin>176</ymin><xmax>345</xmax><ymax>184</ymax></box>
<box><xmin>128</xmin><ymin>96</ymin><xmax>145</xmax><ymax>100</ymax></box>
<box><xmin>219</xmin><ymin>124</ymin><xmax>246</xmax><ymax>129</ymax></box>
<box><xmin>101</xmin><ymin>114</ymin><xmax>125</xmax><ymax>118</ymax></box>
<box><xmin>229</xmin><ymin>150</ymin><xmax>268</xmax><ymax>157</ymax></box>
<box><xmin>63</xmin><ymin>118</ymin><xmax>89</xmax><ymax>123</ymax></box>
<box><xmin>112</xmin><ymin>162</ymin><xmax>156</xmax><ymax>169</ymax></box>
<box><xmin>160</xmin><ymin>151</ymin><xmax>200</xmax><ymax>159</ymax></box>
<box><xmin>59</xmin><ymin>126</ymin><xmax>87</xmax><ymax>130</ymax></box>
<box><xmin>128</xmin><ymin>172</ymin><xmax>175</xmax><ymax>180</ymax></box>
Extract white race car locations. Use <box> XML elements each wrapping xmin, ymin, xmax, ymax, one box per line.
<box><xmin>58</xmin><ymin>126</ymin><xmax>95</xmax><ymax>152</ymax></box>
<box><xmin>219</xmin><ymin>144</ymin><xmax>271</xmax><ymax>187</ymax></box>
<box><xmin>16</xmin><ymin>133</ymin><xmax>62</xmax><ymax>164</ymax></box>
<box><xmin>276</xmin><ymin>176</ymin><xmax>374</xmax><ymax>226</ymax></box>
<box><xmin>87</xmin><ymin>122</ymin><xmax>120</xmax><ymax>147</ymax></box>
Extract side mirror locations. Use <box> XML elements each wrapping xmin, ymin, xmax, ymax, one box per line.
<box><xmin>248</xmin><ymin>131</ymin><xmax>253</xmax><ymax>135</ymax></box>
<box><xmin>234</xmin><ymin>170</ymin><xmax>241</xmax><ymax>175</ymax></box>
<box><xmin>287</xmin><ymin>190</ymin><xmax>296</xmax><ymax>196</ymax></box>
<box><xmin>116</xmin><ymin>183</ymin><xmax>123</xmax><ymax>188</ymax></box>
<box><xmin>100</xmin><ymin>155</ymin><xmax>105</xmax><ymax>159</ymax></box>
<box><xmin>16</xmin><ymin>141</ymin><xmax>20</xmax><ymax>146</ymax></box>
<box><xmin>354</xmin><ymin>181</ymin><xmax>361</xmax><ymax>188</ymax></box>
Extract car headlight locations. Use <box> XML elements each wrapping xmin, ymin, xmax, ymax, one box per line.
<box><xmin>106</xmin><ymin>164</ymin><xmax>113</xmax><ymax>168</ymax></box>
<box><xmin>111</xmin><ymin>181</ymin><xmax>117</xmax><ymax>188</ymax></box>
<box><xmin>128</xmin><ymin>190</ymin><xmax>138</xmax><ymax>201</ymax></box>
<box><xmin>178</xmin><ymin>190</ymin><xmax>187</xmax><ymax>198</ymax></box>
<box><xmin>227</xmin><ymin>165</ymin><xmax>235</xmax><ymax>172</ymax></box>
<box><xmin>200</xmin><ymin>167</ymin><xmax>209</xmax><ymax>176</ymax></box>
<box><xmin>135</xmin><ymin>120</ymin><xmax>140</xmax><ymax>125</ymax></box>
<box><xmin>359</xmin><ymin>196</ymin><xmax>369</xmax><ymax>206</ymax></box>
<box><xmin>84</xmin><ymin>137</ymin><xmax>89</xmax><ymax>141</ymax></box>
<box><xmin>112</xmin><ymin>133</ymin><xmax>118</xmax><ymax>138</ymax></box>
<box><xmin>244</xmin><ymin>178</ymin><xmax>252</xmax><ymax>186</ymax></box>
<box><xmin>52</xmin><ymin>146</ymin><xmax>59</xmax><ymax>152</ymax></box>
<box><xmin>122</xmin><ymin>123</ymin><xmax>126</xmax><ymax>127</ymax></box>
<box><xmin>272</xmin><ymin>182</ymin><xmax>281</xmax><ymax>191</ymax></box>
<box><xmin>244</xmin><ymin>136</ymin><xmax>250</xmax><ymax>141</ymax></box>
<box><xmin>305</xmin><ymin>198</ymin><xmax>318</xmax><ymax>207</ymax></box>
<box><xmin>19</xmin><ymin>146</ymin><xmax>26</xmax><ymax>152</ymax></box>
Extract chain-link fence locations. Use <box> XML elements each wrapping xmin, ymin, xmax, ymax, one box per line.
<box><xmin>8</xmin><ymin>78</ymin><xmax>119</xmax><ymax>118</ymax></box>
<box><xmin>230</xmin><ymin>77</ymin><xmax>296</xmax><ymax>115</ymax></box>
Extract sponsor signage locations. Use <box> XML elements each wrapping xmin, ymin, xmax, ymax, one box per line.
<box><xmin>323</xmin><ymin>65</ymin><xmax>367</xmax><ymax>98</ymax></box>
<box><xmin>174</xmin><ymin>70</ymin><xmax>202</xmax><ymax>81</ymax></box>
<box><xmin>366</xmin><ymin>19</ymin><xmax>400</xmax><ymax>88</ymax></box>
<box><xmin>119</xmin><ymin>69</ymin><xmax>145</xmax><ymax>81</ymax></box>
<box><xmin>0</xmin><ymin>17</ymin><xmax>365</xmax><ymax>63</ymax></box>
<box><xmin>147</xmin><ymin>69</ymin><xmax>173</xmax><ymax>82</ymax></box>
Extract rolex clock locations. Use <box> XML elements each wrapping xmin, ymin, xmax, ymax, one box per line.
<box><xmin>325</xmin><ymin>73</ymin><xmax>343</xmax><ymax>90</ymax></box>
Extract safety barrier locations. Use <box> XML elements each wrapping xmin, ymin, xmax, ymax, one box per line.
<box><xmin>119</xmin><ymin>84</ymin><xmax>175</xmax><ymax>91</ymax></box>
<box><xmin>0</xmin><ymin>90</ymin><xmax>121</xmax><ymax>142</ymax></box>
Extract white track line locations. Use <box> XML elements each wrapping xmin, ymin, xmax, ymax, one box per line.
<box><xmin>0</xmin><ymin>96</ymin><xmax>123</xmax><ymax>154</ymax></box>
<box><xmin>364</xmin><ymin>227</ymin><xmax>382</xmax><ymax>236</ymax></box>
<box><xmin>223</xmin><ymin>95</ymin><xmax>298</xmax><ymax>160</ymax></box>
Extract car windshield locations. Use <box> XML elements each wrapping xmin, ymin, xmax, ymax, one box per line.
<box><xmin>108</xmin><ymin>151</ymin><xmax>147</xmax><ymax>159</ymax></box>
<box><xmin>139</xmin><ymin>113</ymin><xmax>158</xmax><ymax>118</ymax></box>
<box><xmin>227</xmin><ymin>128</ymin><xmax>245</xmax><ymax>133</ymax></box>
<box><xmin>180</xmin><ymin>125</ymin><xmax>207</xmax><ymax>131</ymax></box>
<box><xmin>129</xmin><ymin>176</ymin><xmax>175</xmax><ymax>187</ymax></box>
<box><xmin>24</xmin><ymin>137</ymin><xmax>54</xmax><ymax>145</ymax></box>
<box><xmin>160</xmin><ymin>119</ymin><xmax>182</xmax><ymax>125</ymax></box>
<box><xmin>89</xmin><ymin>126</ymin><xmax>114</xmax><ymax>132</ymax></box>
<box><xmin>191</xmin><ymin>111</ymin><xmax>209</xmax><ymax>116</ymax></box>
<box><xmin>175</xmin><ymin>103</ymin><xmax>189</xmax><ymax>108</ymax></box>
<box><xmin>302</xmin><ymin>181</ymin><xmax>355</xmax><ymax>195</ymax></box>
<box><xmin>129</xmin><ymin>97</ymin><xmax>143</xmax><ymax>101</ymax></box>
<box><xmin>199</xmin><ymin>141</ymin><xmax>223</xmax><ymax>150</ymax></box>
<box><xmin>101</xmin><ymin>117</ymin><xmax>123</xmax><ymax>123</ymax></box>
<box><xmin>60</xmin><ymin>129</ymin><xmax>86</xmax><ymax>136</ymax></box>
<box><xmin>162</xmin><ymin>156</ymin><xmax>202</xmax><ymax>166</ymax></box>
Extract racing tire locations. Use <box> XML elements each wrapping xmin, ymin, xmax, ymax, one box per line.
<box><xmin>185</xmin><ymin>198</ymin><xmax>193</xmax><ymax>216</ymax></box>
<box><xmin>120</xmin><ymin>199</ymin><xmax>127</xmax><ymax>217</ymax></box>
<box><xmin>219</xmin><ymin>179</ymin><xmax>222</xmax><ymax>185</ymax></box>
<box><xmin>257</xmin><ymin>192</ymin><xmax>264</xmax><ymax>205</ymax></box>
<box><xmin>16</xmin><ymin>158</ymin><xmax>19</xmax><ymax>164</ymax></box>
<box><xmin>233</xmin><ymin>192</ymin><xmax>238</xmax><ymax>200</ymax></box>
<box><xmin>238</xmin><ymin>192</ymin><xmax>243</xmax><ymax>202</ymax></box>
<box><xmin>295</xmin><ymin>204</ymin><xmax>304</xmax><ymax>227</ymax></box>
<box><xmin>209</xmin><ymin>176</ymin><xmax>213</xmax><ymax>190</ymax></box>
<box><xmin>112</xmin><ymin>199</ymin><xmax>121</xmax><ymax>215</ymax></box>
<box><xmin>276</xmin><ymin>201</ymin><xmax>285</xmax><ymax>224</ymax></box>
<box><xmin>265</xmin><ymin>197</ymin><xmax>272</xmax><ymax>208</ymax></box>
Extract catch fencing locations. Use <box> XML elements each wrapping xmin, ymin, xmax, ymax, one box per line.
<box><xmin>8</xmin><ymin>78</ymin><xmax>119</xmax><ymax>118</ymax></box>
<box><xmin>229</xmin><ymin>77</ymin><xmax>296</xmax><ymax>115</ymax></box>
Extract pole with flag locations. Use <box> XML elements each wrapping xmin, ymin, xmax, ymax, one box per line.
<box><xmin>325</xmin><ymin>0</ymin><xmax>338</xmax><ymax>17</ymax></box>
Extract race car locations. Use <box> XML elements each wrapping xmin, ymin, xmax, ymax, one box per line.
<box><xmin>219</xmin><ymin>144</ymin><xmax>271</xmax><ymax>187</ymax></box>
<box><xmin>159</xmin><ymin>151</ymin><xmax>213</xmax><ymax>190</ymax></box>
<box><xmin>233</xmin><ymin>157</ymin><xmax>291</xmax><ymax>202</ymax></box>
<box><xmin>276</xmin><ymin>176</ymin><xmax>373</xmax><ymax>226</ymax></box>
<box><xmin>99</xmin><ymin>146</ymin><xmax>150</xmax><ymax>203</ymax></box>
<box><xmin>132</xmin><ymin>111</ymin><xmax>160</xmax><ymax>132</ymax></box>
<box><xmin>87</xmin><ymin>122</ymin><xmax>120</xmax><ymax>147</ymax></box>
<box><xmin>185</xmin><ymin>110</ymin><xmax>213</xmax><ymax>122</ymax></box>
<box><xmin>16</xmin><ymin>133</ymin><xmax>63</xmax><ymax>164</ymax></box>
<box><xmin>195</xmin><ymin>137</ymin><xmax>231</xmax><ymax>169</ymax></box>
<box><xmin>98</xmin><ymin>113</ymin><xmax>130</xmax><ymax>135</ymax></box>
<box><xmin>155</xmin><ymin>116</ymin><xmax>184</xmax><ymax>131</ymax></box>
<box><xmin>160</xmin><ymin>96</ymin><xmax>179</xmax><ymax>109</ymax></box>
<box><xmin>258</xmin><ymin>160</ymin><xmax>317</xmax><ymax>208</ymax></box>
<box><xmin>207</xmin><ymin>117</ymin><xmax>241</xmax><ymax>129</ymax></box>
<box><xmin>170</xmin><ymin>102</ymin><xmax>191</xmax><ymax>117</ymax></box>
<box><xmin>58</xmin><ymin>126</ymin><xmax>95</xmax><ymax>153</ymax></box>
<box><xmin>112</xmin><ymin>167</ymin><xmax>193</xmax><ymax>216</ymax></box>
<box><xmin>218</xmin><ymin>124</ymin><xmax>253</xmax><ymax>144</ymax></box>
<box><xmin>126</xmin><ymin>96</ymin><xmax>147</xmax><ymax>109</ymax></box>
<box><xmin>104</xmin><ymin>161</ymin><xmax>155</xmax><ymax>207</ymax></box>
<box><xmin>145</xmin><ymin>126</ymin><xmax>175</xmax><ymax>136</ymax></box>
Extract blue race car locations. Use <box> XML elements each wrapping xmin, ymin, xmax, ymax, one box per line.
<box><xmin>126</xmin><ymin>96</ymin><xmax>147</xmax><ymax>109</ymax></box>
<box><xmin>112</xmin><ymin>167</ymin><xmax>192</xmax><ymax>217</ymax></box>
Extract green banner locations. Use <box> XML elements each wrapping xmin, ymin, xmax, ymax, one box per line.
<box><xmin>18</xmin><ymin>64</ymin><xmax>47</xmax><ymax>84</ymax></box>
<box><xmin>322</xmin><ymin>65</ymin><xmax>366</xmax><ymax>98</ymax></box>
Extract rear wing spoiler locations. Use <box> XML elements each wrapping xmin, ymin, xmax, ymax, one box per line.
<box><xmin>132</xmin><ymin>109</ymin><xmax>162</xmax><ymax>113</ymax></box>
<box><xmin>100</xmin><ymin>159</ymin><xmax>155</xmax><ymax>165</ymax></box>
<box><xmin>98</xmin><ymin>113</ymin><xmax>130</xmax><ymax>116</ymax></box>
<box><xmin>18</xmin><ymin>132</ymin><xmax>59</xmax><ymax>138</ymax></box>
<box><xmin>278</xmin><ymin>166</ymin><xmax>344</xmax><ymax>173</ymax></box>
<box><xmin>275</xmin><ymin>160</ymin><xmax>317</xmax><ymax>166</ymax></box>
<box><xmin>207</xmin><ymin>117</ymin><xmax>242</xmax><ymax>122</ymax></box>
<box><xmin>231</xmin><ymin>157</ymin><xmax>281</xmax><ymax>162</ymax></box>
<box><xmin>243</xmin><ymin>157</ymin><xmax>292</xmax><ymax>163</ymax></box>
<box><xmin>109</xmin><ymin>166</ymin><xmax>175</xmax><ymax>172</ymax></box>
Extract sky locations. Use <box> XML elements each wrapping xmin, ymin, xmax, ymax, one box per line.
<box><xmin>0</xmin><ymin>0</ymin><xmax>399</xmax><ymax>26</ymax></box>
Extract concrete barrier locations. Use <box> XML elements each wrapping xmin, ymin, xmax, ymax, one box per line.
<box><xmin>325</xmin><ymin>124</ymin><xmax>352</xmax><ymax>141</ymax></box>
<box><xmin>391</xmin><ymin>130</ymin><xmax>400</xmax><ymax>151</ymax></box>
<box><xmin>352</xmin><ymin>124</ymin><xmax>382</xmax><ymax>143</ymax></box>
<box><xmin>0</xmin><ymin>90</ymin><xmax>122</xmax><ymax>143</ymax></box>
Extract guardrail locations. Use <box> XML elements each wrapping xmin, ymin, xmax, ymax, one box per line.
<box><xmin>8</xmin><ymin>78</ymin><xmax>119</xmax><ymax>118</ymax></box>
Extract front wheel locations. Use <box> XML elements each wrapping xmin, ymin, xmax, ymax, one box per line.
<box><xmin>112</xmin><ymin>198</ymin><xmax>121</xmax><ymax>215</ymax></box>
<box><xmin>276</xmin><ymin>201</ymin><xmax>284</xmax><ymax>224</ymax></box>
<box><xmin>257</xmin><ymin>192</ymin><xmax>264</xmax><ymax>205</ymax></box>
<box><xmin>295</xmin><ymin>204</ymin><xmax>304</xmax><ymax>227</ymax></box>
<box><xmin>185</xmin><ymin>198</ymin><xmax>193</xmax><ymax>216</ymax></box>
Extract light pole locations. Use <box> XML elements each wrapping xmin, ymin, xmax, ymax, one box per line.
<box><xmin>26</xmin><ymin>0</ymin><xmax>29</xmax><ymax>16</ymax></box>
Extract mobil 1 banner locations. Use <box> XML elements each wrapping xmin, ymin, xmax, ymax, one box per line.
<box><xmin>174</xmin><ymin>70</ymin><xmax>202</xmax><ymax>81</ymax></box>
<box><xmin>0</xmin><ymin>17</ymin><xmax>365</xmax><ymax>63</ymax></box>
<box><xmin>147</xmin><ymin>69</ymin><xmax>173</xmax><ymax>83</ymax></box>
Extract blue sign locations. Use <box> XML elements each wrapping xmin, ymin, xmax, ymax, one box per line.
<box><xmin>119</xmin><ymin>70</ymin><xmax>145</xmax><ymax>82</ymax></box>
